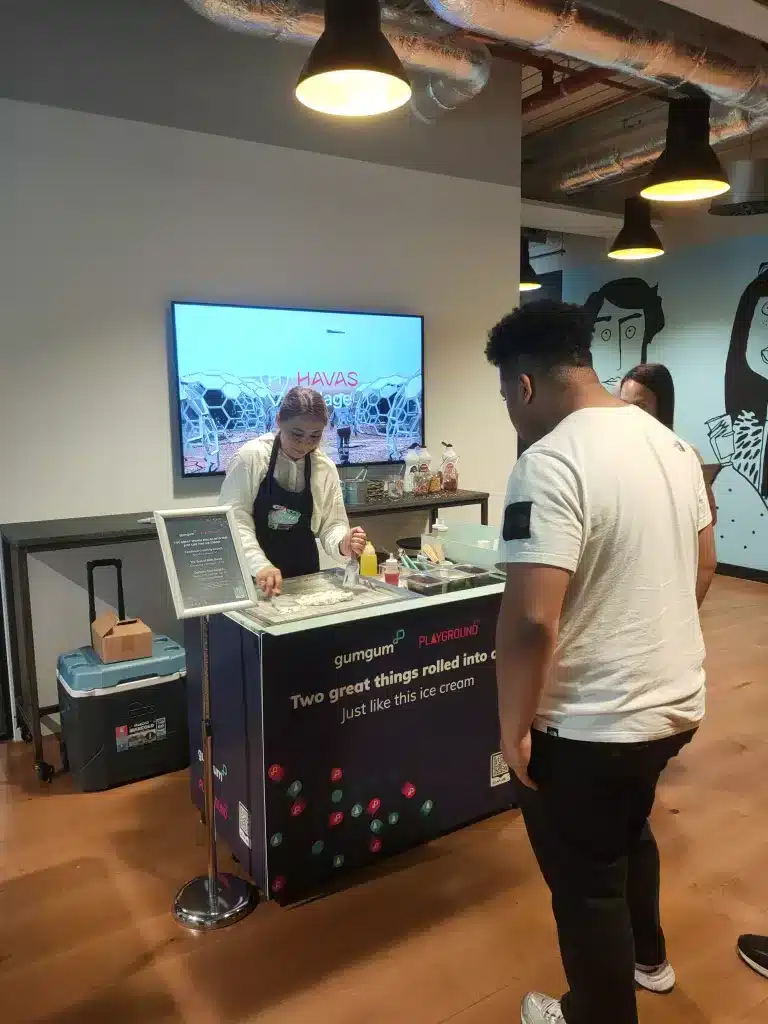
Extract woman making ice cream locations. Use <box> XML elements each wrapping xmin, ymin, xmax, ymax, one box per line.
<box><xmin>220</xmin><ymin>386</ymin><xmax>366</xmax><ymax>596</ymax></box>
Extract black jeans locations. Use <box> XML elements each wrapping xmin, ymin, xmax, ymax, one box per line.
<box><xmin>517</xmin><ymin>727</ymin><xmax>696</xmax><ymax>1024</ymax></box>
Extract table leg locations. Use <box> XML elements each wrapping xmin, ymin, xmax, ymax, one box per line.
<box><xmin>1</xmin><ymin>541</ymin><xmax>15</xmax><ymax>742</ymax></box>
<box><xmin>10</xmin><ymin>546</ymin><xmax>51</xmax><ymax>781</ymax></box>
<box><xmin>480</xmin><ymin>498</ymin><xmax>489</xmax><ymax>526</ymax></box>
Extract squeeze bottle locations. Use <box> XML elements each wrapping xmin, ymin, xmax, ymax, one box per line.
<box><xmin>383</xmin><ymin>555</ymin><xmax>400</xmax><ymax>587</ymax></box>
<box><xmin>360</xmin><ymin>542</ymin><xmax>378</xmax><ymax>577</ymax></box>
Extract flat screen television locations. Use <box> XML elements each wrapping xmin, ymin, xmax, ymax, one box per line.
<box><xmin>170</xmin><ymin>301</ymin><xmax>424</xmax><ymax>477</ymax></box>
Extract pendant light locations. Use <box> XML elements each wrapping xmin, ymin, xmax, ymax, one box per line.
<box><xmin>295</xmin><ymin>0</ymin><xmax>412</xmax><ymax>118</ymax></box>
<box><xmin>608</xmin><ymin>196</ymin><xmax>664</xmax><ymax>261</ymax></box>
<box><xmin>641</xmin><ymin>95</ymin><xmax>730</xmax><ymax>203</ymax></box>
<box><xmin>519</xmin><ymin>238</ymin><xmax>542</xmax><ymax>292</ymax></box>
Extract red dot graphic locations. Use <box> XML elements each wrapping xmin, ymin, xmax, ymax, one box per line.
<box><xmin>367</xmin><ymin>797</ymin><xmax>381</xmax><ymax>815</ymax></box>
<box><xmin>401</xmin><ymin>782</ymin><xmax>417</xmax><ymax>799</ymax></box>
<box><xmin>369</xmin><ymin>838</ymin><xmax>382</xmax><ymax>854</ymax></box>
<box><xmin>290</xmin><ymin>798</ymin><xmax>307</xmax><ymax>817</ymax></box>
<box><xmin>330</xmin><ymin>767</ymin><xmax>343</xmax><ymax>783</ymax></box>
<box><xmin>268</xmin><ymin>764</ymin><xmax>285</xmax><ymax>782</ymax></box>
<box><xmin>271</xmin><ymin>876</ymin><xmax>286</xmax><ymax>894</ymax></box>
<box><xmin>329</xmin><ymin>811</ymin><xmax>344</xmax><ymax>827</ymax></box>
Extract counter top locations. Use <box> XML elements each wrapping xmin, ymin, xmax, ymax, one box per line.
<box><xmin>228</xmin><ymin>577</ymin><xmax>506</xmax><ymax>637</ymax></box>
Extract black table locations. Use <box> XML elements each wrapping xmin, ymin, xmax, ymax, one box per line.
<box><xmin>0</xmin><ymin>490</ymin><xmax>489</xmax><ymax>779</ymax></box>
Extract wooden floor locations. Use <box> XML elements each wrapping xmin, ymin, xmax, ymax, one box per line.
<box><xmin>2</xmin><ymin>575</ymin><xmax>767</xmax><ymax>1024</ymax></box>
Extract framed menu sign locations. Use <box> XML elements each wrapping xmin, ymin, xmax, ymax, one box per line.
<box><xmin>154</xmin><ymin>506</ymin><xmax>257</xmax><ymax>619</ymax></box>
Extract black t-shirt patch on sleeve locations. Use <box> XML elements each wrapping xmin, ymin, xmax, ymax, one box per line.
<box><xmin>503</xmin><ymin>501</ymin><xmax>533</xmax><ymax>541</ymax></box>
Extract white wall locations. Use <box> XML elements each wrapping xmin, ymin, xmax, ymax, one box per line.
<box><xmin>1</xmin><ymin>99</ymin><xmax>521</xmax><ymax>721</ymax></box>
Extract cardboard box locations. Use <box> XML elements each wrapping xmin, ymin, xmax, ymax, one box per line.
<box><xmin>91</xmin><ymin>611</ymin><xmax>153</xmax><ymax>664</ymax></box>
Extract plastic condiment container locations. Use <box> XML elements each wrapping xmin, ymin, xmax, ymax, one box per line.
<box><xmin>440</xmin><ymin>441</ymin><xmax>460</xmax><ymax>491</ymax></box>
<box><xmin>383</xmin><ymin>555</ymin><xmax>400</xmax><ymax>587</ymax></box>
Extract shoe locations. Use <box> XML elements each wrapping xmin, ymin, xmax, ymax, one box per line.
<box><xmin>737</xmin><ymin>934</ymin><xmax>768</xmax><ymax>979</ymax></box>
<box><xmin>521</xmin><ymin>992</ymin><xmax>566</xmax><ymax>1023</ymax></box>
<box><xmin>635</xmin><ymin>961</ymin><xmax>676</xmax><ymax>993</ymax></box>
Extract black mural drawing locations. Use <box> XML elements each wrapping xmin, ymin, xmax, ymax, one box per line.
<box><xmin>706</xmin><ymin>262</ymin><xmax>768</xmax><ymax>572</ymax></box>
<box><xmin>583</xmin><ymin>278</ymin><xmax>666</xmax><ymax>389</ymax></box>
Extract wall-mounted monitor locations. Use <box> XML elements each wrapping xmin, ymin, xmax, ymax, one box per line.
<box><xmin>170</xmin><ymin>301</ymin><xmax>425</xmax><ymax>477</ymax></box>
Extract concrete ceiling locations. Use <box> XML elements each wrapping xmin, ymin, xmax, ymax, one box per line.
<box><xmin>2</xmin><ymin>0</ymin><xmax>766</xmax><ymax>217</ymax></box>
<box><xmin>0</xmin><ymin>0</ymin><xmax>521</xmax><ymax>188</ymax></box>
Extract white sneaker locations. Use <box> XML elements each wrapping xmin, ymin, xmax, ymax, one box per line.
<box><xmin>521</xmin><ymin>992</ymin><xmax>566</xmax><ymax>1023</ymax></box>
<box><xmin>634</xmin><ymin>961</ymin><xmax>676</xmax><ymax>993</ymax></box>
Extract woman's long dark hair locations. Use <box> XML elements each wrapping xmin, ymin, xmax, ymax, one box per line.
<box><xmin>621</xmin><ymin>363</ymin><xmax>676</xmax><ymax>430</ymax></box>
<box><xmin>724</xmin><ymin>262</ymin><xmax>768</xmax><ymax>425</ymax></box>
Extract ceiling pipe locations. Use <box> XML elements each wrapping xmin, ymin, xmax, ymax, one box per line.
<box><xmin>559</xmin><ymin>108</ymin><xmax>768</xmax><ymax>192</ymax></box>
<box><xmin>182</xmin><ymin>0</ymin><xmax>491</xmax><ymax>120</ymax></box>
<box><xmin>424</xmin><ymin>0</ymin><xmax>768</xmax><ymax>115</ymax></box>
<box><xmin>424</xmin><ymin>0</ymin><xmax>768</xmax><ymax>187</ymax></box>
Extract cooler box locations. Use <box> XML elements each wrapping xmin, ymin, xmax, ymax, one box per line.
<box><xmin>57</xmin><ymin>635</ymin><xmax>189</xmax><ymax>791</ymax></box>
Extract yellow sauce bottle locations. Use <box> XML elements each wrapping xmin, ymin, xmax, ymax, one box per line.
<box><xmin>360</xmin><ymin>541</ymin><xmax>378</xmax><ymax>577</ymax></box>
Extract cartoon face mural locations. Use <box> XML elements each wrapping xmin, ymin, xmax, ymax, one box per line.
<box><xmin>707</xmin><ymin>262</ymin><xmax>768</xmax><ymax>571</ymax></box>
<box><xmin>583</xmin><ymin>278</ymin><xmax>666</xmax><ymax>389</ymax></box>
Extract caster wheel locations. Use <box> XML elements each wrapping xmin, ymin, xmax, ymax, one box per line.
<box><xmin>20</xmin><ymin>723</ymin><xmax>32</xmax><ymax>743</ymax></box>
<box><xmin>232</xmin><ymin>853</ymin><xmax>240</xmax><ymax>865</ymax></box>
<box><xmin>36</xmin><ymin>761</ymin><xmax>54</xmax><ymax>783</ymax></box>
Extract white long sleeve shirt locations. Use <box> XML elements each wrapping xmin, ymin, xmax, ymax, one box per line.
<box><xmin>219</xmin><ymin>434</ymin><xmax>350</xmax><ymax>576</ymax></box>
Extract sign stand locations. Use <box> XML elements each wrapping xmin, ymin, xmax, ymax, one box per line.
<box><xmin>154</xmin><ymin>506</ymin><xmax>260</xmax><ymax>931</ymax></box>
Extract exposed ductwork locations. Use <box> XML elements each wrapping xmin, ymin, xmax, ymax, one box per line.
<box><xmin>424</xmin><ymin>0</ymin><xmax>768</xmax><ymax>187</ymax></box>
<box><xmin>425</xmin><ymin>0</ymin><xmax>768</xmax><ymax>114</ymax></box>
<box><xmin>560</xmin><ymin>109</ymin><xmax>768</xmax><ymax>192</ymax></box>
<box><xmin>182</xmin><ymin>1</ymin><xmax>492</xmax><ymax>120</ymax></box>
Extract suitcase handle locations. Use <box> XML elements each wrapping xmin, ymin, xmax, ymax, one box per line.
<box><xmin>87</xmin><ymin>559</ymin><xmax>126</xmax><ymax>625</ymax></box>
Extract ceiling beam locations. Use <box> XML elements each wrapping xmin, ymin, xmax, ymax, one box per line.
<box><xmin>656</xmin><ymin>0</ymin><xmax>768</xmax><ymax>44</ymax></box>
<box><xmin>521</xmin><ymin>199</ymin><xmax>623</xmax><ymax>238</ymax></box>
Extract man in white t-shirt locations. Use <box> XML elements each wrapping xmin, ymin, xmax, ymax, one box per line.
<box><xmin>485</xmin><ymin>300</ymin><xmax>717</xmax><ymax>1024</ymax></box>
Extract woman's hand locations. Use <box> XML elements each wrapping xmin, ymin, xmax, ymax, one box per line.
<box><xmin>255</xmin><ymin>565</ymin><xmax>283</xmax><ymax>598</ymax></box>
<box><xmin>340</xmin><ymin>527</ymin><xmax>367</xmax><ymax>559</ymax></box>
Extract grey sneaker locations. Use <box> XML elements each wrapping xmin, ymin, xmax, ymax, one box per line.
<box><xmin>521</xmin><ymin>992</ymin><xmax>566</xmax><ymax>1023</ymax></box>
<box><xmin>635</xmin><ymin>961</ymin><xmax>676</xmax><ymax>993</ymax></box>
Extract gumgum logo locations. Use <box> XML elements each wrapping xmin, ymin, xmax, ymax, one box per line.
<box><xmin>334</xmin><ymin>641</ymin><xmax>395</xmax><ymax>670</ymax></box>
<box><xmin>198</xmin><ymin>749</ymin><xmax>227</xmax><ymax>782</ymax></box>
<box><xmin>418</xmin><ymin>621</ymin><xmax>480</xmax><ymax>648</ymax></box>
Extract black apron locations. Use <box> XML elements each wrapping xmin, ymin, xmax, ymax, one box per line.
<box><xmin>252</xmin><ymin>437</ymin><xmax>320</xmax><ymax>579</ymax></box>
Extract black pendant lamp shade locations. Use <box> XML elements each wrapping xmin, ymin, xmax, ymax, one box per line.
<box><xmin>641</xmin><ymin>95</ymin><xmax>730</xmax><ymax>203</ymax></box>
<box><xmin>608</xmin><ymin>196</ymin><xmax>664</xmax><ymax>261</ymax></box>
<box><xmin>295</xmin><ymin>0</ymin><xmax>412</xmax><ymax>117</ymax></box>
<box><xmin>519</xmin><ymin>237</ymin><xmax>542</xmax><ymax>291</ymax></box>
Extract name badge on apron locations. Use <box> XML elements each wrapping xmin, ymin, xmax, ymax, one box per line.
<box><xmin>268</xmin><ymin>505</ymin><xmax>302</xmax><ymax>531</ymax></box>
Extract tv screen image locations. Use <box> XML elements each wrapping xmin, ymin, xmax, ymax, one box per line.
<box><xmin>171</xmin><ymin>302</ymin><xmax>424</xmax><ymax>476</ymax></box>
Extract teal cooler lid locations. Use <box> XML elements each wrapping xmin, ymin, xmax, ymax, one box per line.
<box><xmin>57</xmin><ymin>635</ymin><xmax>186</xmax><ymax>693</ymax></box>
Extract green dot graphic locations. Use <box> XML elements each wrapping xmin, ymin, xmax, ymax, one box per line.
<box><xmin>331</xmin><ymin>789</ymin><xmax>343</xmax><ymax>804</ymax></box>
<box><xmin>333</xmin><ymin>854</ymin><xmax>345</xmax><ymax>868</ymax></box>
<box><xmin>370</xmin><ymin>818</ymin><xmax>383</xmax><ymax>834</ymax></box>
<box><xmin>311</xmin><ymin>840</ymin><xmax>324</xmax><ymax>855</ymax></box>
<box><xmin>287</xmin><ymin>780</ymin><xmax>302</xmax><ymax>798</ymax></box>
<box><xmin>270</xmin><ymin>833</ymin><xmax>283</xmax><ymax>847</ymax></box>
<box><xmin>388</xmin><ymin>811</ymin><xmax>400</xmax><ymax>826</ymax></box>
<box><xmin>420</xmin><ymin>800</ymin><xmax>434</xmax><ymax>816</ymax></box>
<box><xmin>351</xmin><ymin>803</ymin><xmax>363</xmax><ymax>818</ymax></box>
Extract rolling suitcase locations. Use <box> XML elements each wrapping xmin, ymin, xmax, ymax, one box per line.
<box><xmin>57</xmin><ymin>558</ymin><xmax>189</xmax><ymax>791</ymax></box>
